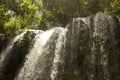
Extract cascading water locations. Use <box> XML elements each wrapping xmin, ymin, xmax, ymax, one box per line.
<box><xmin>0</xmin><ymin>13</ymin><xmax>120</xmax><ymax>80</ymax></box>
<box><xmin>0</xmin><ymin>30</ymin><xmax>40</xmax><ymax>80</ymax></box>
<box><xmin>15</xmin><ymin>27</ymin><xmax>67</xmax><ymax>80</ymax></box>
<box><xmin>0</xmin><ymin>31</ymin><xmax>26</xmax><ymax>64</ymax></box>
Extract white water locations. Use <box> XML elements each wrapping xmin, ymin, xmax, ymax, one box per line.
<box><xmin>15</xmin><ymin>28</ymin><xmax>67</xmax><ymax>80</ymax></box>
<box><xmin>0</xmin><ymin>13</ymin><xmax>119</xmax><ymax>80</ymax></box>
<box><xmin>50</xmin><ymin>28</ymin><xmax>67</xmax><ymax>80</ymax></box>
<box><xmin>0</xmin><ymin>31</ymin><xmax>27</xmax><ymax>67</ymax></box>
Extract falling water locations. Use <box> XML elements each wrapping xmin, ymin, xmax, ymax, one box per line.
<box><xmin>15</xmin><ymin>28</ymin><xmax>67</xmax><ymax>80</ymax></box>
<box><xmin>0</xmin><ymin>31</ymin><xmax>26</xmax><ymax>67</ymax></box>
<box><xmin>0</xmin><ymin>30</ymin><xmax>41</xmax><ymax>80</ymax></box>
<box><xmin>0</xmin><ymin>31</ymin><xmax>27</xmax><ymax>80</ymax></box>
<box><xmin>0</xmin><ymin>13</ymin><xmax>120</xmax><ymax>80</ymax></box>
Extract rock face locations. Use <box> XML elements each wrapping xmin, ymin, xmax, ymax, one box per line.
<box><xmin>64</xmin><ymin>13</ymin><xmax>120</xmax><ymax>80</ymax></box>
<box><xmin>0</xmin><ymin>13</ymin><xmax>120</xmax><ymax>80</ymax></box>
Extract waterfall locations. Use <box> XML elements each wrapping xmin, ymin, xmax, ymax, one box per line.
<box><xmin>0</xmin><ymin>13</ymin><xmax>120</xmax><ymax>80</ymax></box>
<box><xmin>0</xmin><ymin>31</ymin><xmax>26</xmax><ymax>71</ymax></box>
<box><xmin>15</xmin><ymin>27</ymin><xmax>67</xmax><ymax>80</ymax></box>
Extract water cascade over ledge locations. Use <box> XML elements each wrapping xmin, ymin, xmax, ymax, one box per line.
<box><xmin>0</xmin><ymin>13</ymin><xmax>120</xmax><ymax>80</ymax></box>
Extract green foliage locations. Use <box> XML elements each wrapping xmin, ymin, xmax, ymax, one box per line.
<box><xmin>0</xmin><ymin>0</ymin><xmax>43</xmax><ymax>34</ymax></box>
<box><xmin>109</xmin><ymin>0</ymin><xmax>120</xmax><ymax>16</ymax></box>
<box><xmin>0</xmin><ymin>0</ymin><xmax>119</xmax><ymax>33</ymax></box>
<box><xmin>42</xmin><ymin>0</ymin><xmax>119</xmax><ymax>27</ymax></box>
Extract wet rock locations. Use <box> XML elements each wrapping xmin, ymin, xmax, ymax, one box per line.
<box><xmin>0</xmin><ymin>13</ymin><xmax>120</xmax><ymax>80</ymax></box>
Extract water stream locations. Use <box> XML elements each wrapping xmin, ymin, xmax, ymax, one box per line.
<box><xmin>0</xmin><ymin>13</ymin><xmax>120</xmax><ymax>80</ymax></box>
